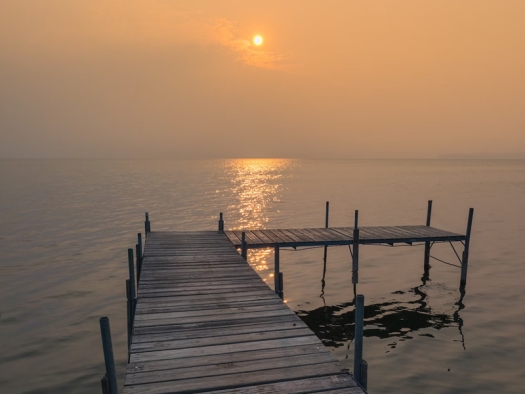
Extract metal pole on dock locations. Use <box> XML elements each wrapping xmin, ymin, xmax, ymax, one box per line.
<box><xmin>352</xmin><ymin>211</ymin><xmax>360</xmax><ymax>285</ymax></box>
<box><xmin>323</xmin><ymin>201</ymin><xmax>329</xmax><ymax>263</ymax></box>
<box><xmin>360</xmin><ymin>359</ymin><xmax>368</xmax><ymax>390</ymax></box>
<box><xmin>325</xmin><ymin>201</ymin><xmax>329</xmax><ymax>228</ymax></box>
<box><xmin>126</xmin><ymin>279</ymin><xmax>131</xmax><ymax>357</ymax></box>
<box><xmin>241</xmin><ymin>232</ymin><xmax>247</xmax><ymax>260</ymax></box>
<box><xmin>460</xmin><ymin>208</ymin><xmax>474</xmax><ymax>287</ymax></box>
<box><xmin>145</xmin><ymin>212</ymin><xmax>150</xmax><ymax>235</ymax></box>
<box><xmin>278</xmin><ymin>272</ymin><xmax>284</xmax><ymax>300</ymax></box>
<box><xmin>137</xmin><ymin>233</ymin><xmax>143</xmax><ymax>281</ymax></box>
<box><xmin>424</xmin><ymin>200</ymin><xmax>433</xmax><ymax>269</ymax></box>
<box><xmin>353</xmin><ymin>294</ymin><xmax>365</xmax><ymax>387</ymax></box>
<box><xmin>101</xmin><ymin>375</ymin><xmax>110</xmax><ymax>394</ymax></box>
<box><xmin>274</xmin><ymin>245</ymin><xmax>280</xmax><ymax>295</ymax></box>
<box><xmin>218</xmin><ymin>212</ymin><xmax>224</xmax><ymax>232</ymax></box>
<box><xmin>99</xmin><ymin>317</ymin><xmax>118</xmax><ymax>394</ymax></box>
<box><xmin>128</xmin><ymin>248</ymin><xmax>136</xmax><ymax>320</ymax></box>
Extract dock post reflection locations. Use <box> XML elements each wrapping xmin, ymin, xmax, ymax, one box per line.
<box><xmin>455</xmin><ymin>285</ymin><xmax>467</xmax><ymax>350</ymax></box>
<box><xmin>353</xmin><ymin>294</ymin><xmax>365</xmax><ymax>385</ymax></box>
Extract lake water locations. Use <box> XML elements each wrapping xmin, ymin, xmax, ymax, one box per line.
<box><xmin>1</xmin><ymin>159</ymin><xmax>524</xmax><ymax>393</ymax></box>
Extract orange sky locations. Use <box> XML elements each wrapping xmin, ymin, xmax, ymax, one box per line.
<box><xmin>1</xmin><ymin>0</ymin><xmax>524</xmax><ymax>158</ymax></box>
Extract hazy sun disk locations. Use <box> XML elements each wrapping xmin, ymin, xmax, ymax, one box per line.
<box><xmin>253</xmin><ymin>35</ymin><xmax>263</xmax><ymax>45</ymax></box>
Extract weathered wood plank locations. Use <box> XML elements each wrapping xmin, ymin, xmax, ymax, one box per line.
<box><xmin>135</xmin><ymin>297</ymin><xmax>283</xmax><ymax>314</ymax></box>
<box><xmin>203</xmin><ymin>374</ymin><xmax>360</xmax><ymax>394</ymax></box>
<box><xmin>136</xmin><ymin>290</ymin><xmax>278</xmax><ymax>305</ymax></box>
<box><xmin>132</xmin><ymin>314</ymin><xmax>303</xmax><ymax>336</ymax></box>
<box><xmin>133</xmin><ymin>308</ymin><xmax>297</xmax><ymax>328</ymax></box>
<box><xmin>123</xmin><ymin>361</ymin><xmax>348</xmax><ymax>394</ymax></box>
<box><xmin>131</xmin><ymin>320</ymin><xmax>308</xmax><ymax>343</ymax></box>
<box><xmin>127</xmin><ymin>343</ymin><xmax>331</xmax><ymax>374</ymax></box>
<box><xmin>291</xmin><ymin>228</ymin><xmax>323</xmax><ymax>243</ymax></box>
<box><xmin>126</xmin><ymin>352</ymin><xmax>338</xmax><ymax>386</ymax></box>
<box><xmin>134</xmin><ymin>303</ymin><xmax>291</xmax><ymax>321</ymax></box>
<box><xmin>249</xmin><ymin>230</ymin><xmax>276</xmax><ymax>245</ymax></box>
<box><xmin>130</xmin><ymin>335</ymin><xmax>322</xmax><ymax>363</ymax></box>
<box><xmin>264</xmin><ymin>229</ymin><xmax>293</xmax><ymax>244</ymax></box>
<box><xmin>278</xmin><ymin>229</ymin><xmax>306</xmax><ymax>243</ymax></box>
<box><xmin>131</xmin><ymin>327</ymin><xmax>314</xmax><ymax>353</ymax></box>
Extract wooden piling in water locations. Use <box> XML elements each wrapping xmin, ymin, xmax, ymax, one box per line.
<box><xmin>460</xmin><ymin>208</ymin><xmax>474</xmax><ymax>287</ymax></box>
<box><xmin>424</xmin><ymin>200</ymin><xmax>433</xmax><ymax>269</ymax></box>
<box><xmin>352</xmin><ymin>211</ymin><xmax>360</xmax><ymax>285</ymax></box>
<box><xmin>99</xmin><ymin>317</ymin><xmax>118</xmax><ymax>394</ymax></box>
<box><xmin>353</xmin><ymin>295</ymin><xmax>365</xmax><ymax>386</ymax></box>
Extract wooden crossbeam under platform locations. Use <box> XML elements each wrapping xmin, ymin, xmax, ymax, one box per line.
<box><xmin>224</xmin><ymin>225</ymin><xmax>465</xmax><ymax>248</ymax></box>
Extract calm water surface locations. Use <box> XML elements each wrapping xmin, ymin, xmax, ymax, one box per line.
<box><xmin>1</xmin><ymin>159</ymin><xmax>524</xmax><ymax>393</ymax></box>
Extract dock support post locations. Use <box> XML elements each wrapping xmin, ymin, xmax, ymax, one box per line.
<box><xmin>352</xmin><ymin>211</ymin><xmax>360</xmax><ymax>285</ymax></box>
<box><xmin>424</xmin><ymin>200</ymin><xmax>433</xmax><ymax>269</ymax></box>
<box><xmin>460</xmin><ymin>208</ymin><xmax>474</xmax><ymax>287</ymax></box>
<box><xmin>126</xmin><ymin>279</ymin><xmax>131</xmax><ymax>358</ymax></box>
<box><xmin>278</xmin><ymin>272</ymin><xmax>284</xmax><ymax>300</ymax></box>
<box><xmin>360</xmin><ymin>359</ymin><xmax>368</xmax><ymax>390</ymax></box>
<box><xmin>145</xmin><ymin>212</ymin><xmax>150</xmax><ymax>235</ymax></box>
<box><xmin>274</xmin><ymin>246</ymin><xmax>284</xmax><ymax>299</ymax></box>
<box><xmin>274</xmin><ymin>245</ymin><xmax>280</xmax><ymax>295</ymax></box>
<box><xmin>137</xmin><ymin>233</ymin><xmax>142</xmax><ymax>282</ymax></box>
<box><xmin>323</xmin><ymin>201</ymin><xmax>329</xmax><ymax>262</ymax></box>
<box><xmin>99</xmin><ymin>317</ymin><xmax>118</xmax><ymax>394</ymax></box>
<box><xmin>325</xmin><ymin>201</ymin><xmax>329</xmax><ymax>228</ymax></box>
<box><xmin>101</xmin><ymin>375</ymin><xmax>110</xmax><ymax>394</ymax></box>
<box><xmin>127</xmin><ymin>249</ymin><xmax>136</xmax><ymax>321</ymax></box>
<box><xmin>353</xmin><ymin>294</ymin><xmax>365</xmax><ymax>386</ymax></box>
<box><xmin>218</xmin><ymin>212</ymin><xmax>224</xmax><ymax>232</ymax></box>
<box><xmin>241</xmin><ymin>232</ymin><xmax>247</xmax><ymax>260</ymax></box>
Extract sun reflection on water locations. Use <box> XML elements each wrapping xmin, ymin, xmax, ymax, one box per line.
<box><xmin>224</xmin><ymin>158</ymin><xmax>295</xmax><ymax>272</ymax></box>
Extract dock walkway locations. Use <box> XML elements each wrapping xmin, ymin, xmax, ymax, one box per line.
<box><xmin>123</xmin><ymin>231</ymin><xmax>366</xmax><ymax>394</ymax></box>
<box><xmin>224</xmin><ymin>225</ymin><xmax>465</xmax><ymax>248</ymax></box>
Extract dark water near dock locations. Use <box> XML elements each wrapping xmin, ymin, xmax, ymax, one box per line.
<box><xmin>1</xmin><ymin>159</ymin><xmax>524</xmax><ymax>393</ymax></box>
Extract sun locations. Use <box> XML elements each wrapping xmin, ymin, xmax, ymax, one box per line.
<box><xmin>253</xmin><ymin>35</ymin><xmax>263</xmax><ymax>46</ymax></box>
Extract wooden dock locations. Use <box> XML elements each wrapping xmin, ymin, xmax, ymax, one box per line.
<box><xmin>106</xmin><ymin>203</ymin><xmax>474</xmax><ymax>393</ymax></box>
<box><xmin>123</xmin><ymin>231</ymin><xmax>367</xmax><ymax>394</ymax></box>
<box><xmin>224</xmin><ymin>225</ymin><xmax>466</xmax><ymax>248</ymax></box>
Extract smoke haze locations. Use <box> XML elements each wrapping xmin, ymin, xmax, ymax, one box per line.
<box><xmin>1</xmin><ymin>1</ymin><xmax>524</xmax><ymax>159</ymax></box>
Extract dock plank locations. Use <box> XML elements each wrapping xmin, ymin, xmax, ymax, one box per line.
<box><xmin>125</xmin><ymin>362</ymin><xmax>349</xmax><ymax>394</ymax></box>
